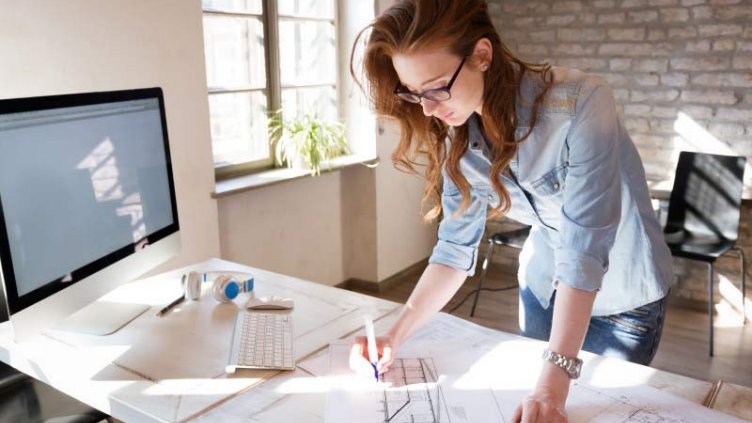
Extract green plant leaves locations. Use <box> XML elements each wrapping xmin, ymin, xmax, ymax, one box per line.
<box><xmin>267</xmin><ymin>112</ymin><xmax>350</xmax><ymax>176</ymax></box>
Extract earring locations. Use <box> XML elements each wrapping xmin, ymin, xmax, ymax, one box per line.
<box><xmin>481</xmin><ymin>63</ymin><xmax>489</xmax><ymax>71</ymax></box>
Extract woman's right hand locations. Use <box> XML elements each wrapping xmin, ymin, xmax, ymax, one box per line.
<box><xmin>349</xmin><ymin>335</ymin><xmax>397</xmax><ymax>378</ymax></box>
<box><xmin>346</xmin><ymin>264</ymin><xmax>466</xmax><ymax>379</ymax></box>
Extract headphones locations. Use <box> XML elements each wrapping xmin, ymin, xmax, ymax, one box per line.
<box><xmin>183</xmin><ymin>271</ymin><xmax>254</xmax><ymax>303</ymax></box>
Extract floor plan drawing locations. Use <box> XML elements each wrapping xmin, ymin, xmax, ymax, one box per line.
<box><xmin>378</xmin><ymin>358</ymin><xmax>445</xmax><ymax>423</ymax></box>
<box><xmin>487</xmin><ymin>365</ymin><xmax>744</xmax><ymax>423</ymax></box>
<box><xmin>325</xmin><ymin>333</ymin><xmax>745</xmax><ymax>423</ymax></box>
<box><xmin>326</xmin><ymin>341</ymin><xmax>504</xmax><ymax>423</ymax></box>
<box><xmin>560</xmin><ymin>383</ymin><xmax>707</xmax><ymax>423</ymax></box>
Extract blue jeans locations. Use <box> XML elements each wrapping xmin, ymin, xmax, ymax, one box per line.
<box><xmin>519</xmin><ymin>288</ymin><xmax>667</xmax><ymax>366</ymax></box>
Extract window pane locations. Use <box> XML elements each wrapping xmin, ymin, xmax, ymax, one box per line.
<box><xmin>281</xmin><ymin>86</ymin><xmax>337</xmax><ymax>122</ymax></box>
<box><xmin>203</xmin><ymin>15</ymin><xmax>266</xmax><ymax>89</ymax></box>
<box><xmin>208</xmin><ymin>92</ymin><xmax>269</xmax><ymax>166</ymax></box>
<box><xmin>278</xmin><ymin>20</ymin><xmax>335</xmax><ymax>86</ymax></box>
<box><xmin>202</xmin><ymin>0</ymin><xmax>262</xmax><ymax>14</ymax></box>
<box><xmin>277</xmin><ymin>0</ymin><xmax>334</xmax><ymax>18</ymax></box>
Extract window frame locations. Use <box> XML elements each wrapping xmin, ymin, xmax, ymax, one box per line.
<box><xmin>202</xmin><ymin>0</ymin><xmax>341</xmax><ymax>181</ymax></box>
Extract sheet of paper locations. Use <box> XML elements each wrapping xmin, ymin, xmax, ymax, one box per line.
<box><xmin>409</xmin><ymin>312</ymin><xmax>507</xmax><ymax>344</ymax></box>
<box><xmin>298</xmin><ymin>312</ymin><xmax>494</xmax><ymax>378</ymax></box>
<box><xmin>325</xmin><ymin>338</ymin><xmax>746</xmax><ymax>423</ymax></box>
<box><xmin>564</xmin><ymin>383</ymin><xmax>746</xmax><ymax>423</ymax></box>
<box><xmin>326</xmin><ymin>340</ymin><xmax>504</xmax><ymax>423</ymax></box>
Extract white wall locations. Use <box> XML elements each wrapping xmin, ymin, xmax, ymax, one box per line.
<box><xmin>217</xmin><ymin>129</ymin><xmax>436</xmax><ymax>287</ymax></box>
<box><xmin>374</xmin><ymin>121</ymin><xmax>437</xmax><ymax>281</ymax></box>
<box><xmin>0</xmin><ymin>0</ymin><xmax>222</xmax><ymax>273</ymax></box>
<box><xmin>218</xmin><ymin>172</ymin><xmax>347</xmax><ymax>285</ymax></box>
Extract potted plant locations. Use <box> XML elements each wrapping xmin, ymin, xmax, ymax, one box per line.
<box><xmin>268</xmin><ymin>112</ymin><xmax>350</xmax><ymax>176</ymax></box>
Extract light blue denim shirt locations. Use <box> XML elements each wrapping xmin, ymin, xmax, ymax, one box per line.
<box><xmin>428</xmin><ymin>67</ymin><xmax>673</xmax><ymax>316</ymax></box>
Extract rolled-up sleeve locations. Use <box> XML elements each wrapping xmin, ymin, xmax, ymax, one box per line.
<box><xmin>428</xmin><ymin>176</ymin><xmax>488</xmax><ymax>277</ymax></box>
<box><xmin>554</xmin><ymin>78</ymin><xmax>622</xmax><ymax>291</ymax></box>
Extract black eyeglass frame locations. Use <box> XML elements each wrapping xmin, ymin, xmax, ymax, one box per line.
<box><xmin>393</xmin><ymin>56</ymin><xmax>468</xmax><ymax>104</ymax></box>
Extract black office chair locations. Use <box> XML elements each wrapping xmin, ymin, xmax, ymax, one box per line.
<box><xmin>0</xmin><ymin>361</ymin><xmax>111</xmax><ymax>423</ymax></box>
<box><xmin>663</xmin><ymin>152</ymin><xmax>747</xmax><ymax>357</ymax></box>
<box><xmin>470</xmin><ymin>224</ymin><xmax>531</xmax><ymax>317</ymax></box>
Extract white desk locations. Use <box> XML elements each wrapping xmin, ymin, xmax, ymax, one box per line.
<box><xmin>0</xmin><ymin>259</ymin><xmax>399</xmax><ymax>422</ymax></box>
<box><xmin>0</xmin><ymin>259</ymin><xmax>749</xmax><ymax>422</ymax></box>
<box><xmin>192</xmin><ymin>312</ymin><xmax>735</xmax><ymax>422</ymax></box>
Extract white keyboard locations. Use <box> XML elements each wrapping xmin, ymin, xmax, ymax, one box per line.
<box><xmin>226</xmin><ymin>312</ymin><xmax>295</xmax><ymax>373</ymax></box>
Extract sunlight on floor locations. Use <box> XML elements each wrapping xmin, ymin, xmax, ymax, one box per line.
<box><xmin>716</xmin><ymin>276</ymin><xmax>750</xmax><ymax>328</ymax></box>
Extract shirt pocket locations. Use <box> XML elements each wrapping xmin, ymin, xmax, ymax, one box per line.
<box><xmin>531</xmin><ymin>162</ymin><xmax>568</xmax><ymax>197</ymax></box>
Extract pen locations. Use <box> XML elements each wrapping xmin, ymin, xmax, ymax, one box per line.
<box><xmin>157</xmin><ymin>295</ymin><xmax>185</xmax><ymax>317</ymax></box>
<box><xmin>364</xmin><ymin>315</ymin><xmax>379</xmax><ymax>382</ymax></box>
<box><xmin>702</xmin><ymin>380</ymin><xmax>724</xmax><ymax>408</ymax></box>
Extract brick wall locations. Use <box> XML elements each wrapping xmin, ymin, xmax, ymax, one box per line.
<box><xmin>484</xmin><ymin>0</ymin><xmax>752</xmax><ymax>311</ymax></box>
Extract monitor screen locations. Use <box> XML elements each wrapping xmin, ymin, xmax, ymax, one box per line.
<box><xmin>0</xmin><ymin>88</ymin><xmax>179</xmax><ymax>315</ymax></box>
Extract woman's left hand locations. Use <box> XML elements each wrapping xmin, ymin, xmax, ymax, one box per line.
<box><xmin>510</xmin><ymin>367</ymin><xmax>569</xmax><ymax>423</ymax></box>
<box><xmin>510</xmin><ymin>386</ymin><xmax>567</xmax><ymax>423</ymax></box>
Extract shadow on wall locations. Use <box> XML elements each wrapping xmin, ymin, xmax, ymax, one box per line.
<box><xmin>672</xmin><ymin>112</ymin><xmax>752</xmax><ymax>188</ymax></box>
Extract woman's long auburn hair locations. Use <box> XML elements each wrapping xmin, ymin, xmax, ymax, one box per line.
<box><xmin>350</xmin><ymin>0</ymin><xmax>554</xmax><ymax>221</ymax></box>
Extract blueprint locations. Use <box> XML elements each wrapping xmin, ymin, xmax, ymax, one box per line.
<box><xmin>378</xmin><ymin>357</ymin><xmax>446</xmax><ymax>422</ymax></box>
<box><xmin>327</xmin><ymin>341</ymin><xmax>507</xmax><ymax>423</ymax></box>
<box><xmin>325</xmin><ymin>334</ymin><xmax>745</xmax><ymax>423</ymax></box>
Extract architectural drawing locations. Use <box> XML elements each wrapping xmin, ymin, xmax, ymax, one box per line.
<box><xmin>326</xmin><ymin>341</ymin><xmax>502</xmax><ymax>423</ymax></box>
<box><xmin>325</xmin><ymin>335</ymin><xmax>745</xmax><ymax>423</ymax></box>
<box><xmin>562</xmin><ymin>383</ymin><xmax>699</xmax><ymax>423</ymax></box>
<box><xmin>378</xmin><ymin>358</ymin><xmax>445</xmax><ymax>423</ymax></box>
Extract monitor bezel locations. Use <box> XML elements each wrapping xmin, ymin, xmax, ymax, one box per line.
<box><xmin>0</xmin><ymin>87</ymin><xmax>180</xmax><ymax>315</ymax></box>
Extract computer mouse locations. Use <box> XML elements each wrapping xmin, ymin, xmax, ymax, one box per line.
<box><xmin>244</xmin><ymin>296</ymin><xmax>294</xmax><ymax>310</ymax></box>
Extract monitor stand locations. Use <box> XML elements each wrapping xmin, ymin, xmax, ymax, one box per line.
<box><xmin>52</xmin><ymin>301</ymin><xmax>150</xmax><ymax>336</ymax></box>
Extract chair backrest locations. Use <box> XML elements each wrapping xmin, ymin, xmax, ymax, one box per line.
<box><xmin>665</xmin><ymin>152</ymin><xmax>746</xmax><ymax>242</ymax></box>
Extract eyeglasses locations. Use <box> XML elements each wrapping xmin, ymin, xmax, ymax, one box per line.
<box><xmin>393</xmin><ymin>56</ymin><xmax>467</xmax><ymax>104</ymax></box>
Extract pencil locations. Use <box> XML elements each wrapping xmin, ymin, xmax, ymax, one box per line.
<box><xmin>157</xmin><ymin>295</ymin><xmax>185</xmax><ymax>317</ymax></box>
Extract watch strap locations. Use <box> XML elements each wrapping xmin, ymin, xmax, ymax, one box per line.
<box><xmin>542</xmin><ymin>348</ymin><xmax>582</xmax><ymax>379</ymax></box>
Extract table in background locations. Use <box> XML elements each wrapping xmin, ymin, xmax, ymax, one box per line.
<box><xmin>647</xmin><ymin>178</ymin><xmax>752</xmax><ymax>202</ymax></box>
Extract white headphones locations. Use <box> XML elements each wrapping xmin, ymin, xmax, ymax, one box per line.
<box><xmin>183</xmin><ymin>271</ymin><xmax>254</xmax><ymax>303</ymax></box>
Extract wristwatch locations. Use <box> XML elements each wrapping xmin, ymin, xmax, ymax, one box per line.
<box><xmin>542</xmin><ymin>348</ymin><xmax>582</xmax><ymax>379</ymax></box>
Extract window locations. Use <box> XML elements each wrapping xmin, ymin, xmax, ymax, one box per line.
<box><xmin>202</xmin><ymin>0</ymin><xmax>339</xmax><ymax>179</ymax></box>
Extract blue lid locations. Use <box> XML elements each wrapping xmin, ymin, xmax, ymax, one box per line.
<box><xmin>225</xmin><ymin>282</ymin><xmax>240</xmax><ymax>299</ymax></box>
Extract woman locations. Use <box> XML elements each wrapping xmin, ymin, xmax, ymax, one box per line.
<box><xmin>349</xmin><ymin>1</ymin><xmax>673</xmax><ymax>421</ymax></box>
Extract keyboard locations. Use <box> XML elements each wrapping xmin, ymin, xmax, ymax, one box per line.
<box><xmin>225</xmin><ymin>311</ymin><xmax>295</xmax><ymax>373</ymax></box>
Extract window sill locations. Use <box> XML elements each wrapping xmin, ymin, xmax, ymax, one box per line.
<box><xmin>212</xmin><ymin>154</ymin><xmax>380</xmax><ymax>199</ymax></box>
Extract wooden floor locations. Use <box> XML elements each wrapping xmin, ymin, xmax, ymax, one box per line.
<box><xmin>346</xmin><ymin>263</ymin><xmax>752</xmax><ymax>388</ymax></box>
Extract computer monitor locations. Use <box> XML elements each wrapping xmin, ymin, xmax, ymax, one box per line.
<box><xmin>0</xmin><ymin>87</ymin><xmax>180</xmax><ymax>342</ymax></box>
